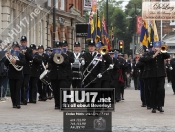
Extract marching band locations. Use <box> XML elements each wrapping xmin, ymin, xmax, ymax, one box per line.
<box><xmin>0</xmin><ymin>35</ymin><xmax>173</xmax><ymax>114</ymax></box>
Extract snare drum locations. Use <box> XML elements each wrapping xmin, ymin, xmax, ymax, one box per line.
<box><xmin>39</xmin><ymin>70</ymin><xmax>51</xmax><ymax>85</ymax></box>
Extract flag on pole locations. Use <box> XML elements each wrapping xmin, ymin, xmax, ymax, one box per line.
<box><xmin>95</xmin><ymin>10</ymin><xmax>101</xmax><ymax>43</ymax></box>
<box><xmin>111</xmin><ymin>27</ymin><xmax>114</xmax><ymax>49</ymax></box>
<box><xmin>140</xmin><ymin>20</ymin><xmax>148</xmax><ymax>46</ymax></box>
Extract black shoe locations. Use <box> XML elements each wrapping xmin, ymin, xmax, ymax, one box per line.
<box><xmin>55</xmin><ymin>107</ymin><xmax>60</xmax><ymax>109</ymax></box>
<box><xmin>42</xmin><ymin>97</ymin><xmax>47</xmax><ymax>101</ymax></box>
<box><xmin>152</xmin><ymin>109</ymin><xmax>156</xmax><ymax>113</ymax></box>
<box><xmin>38</xmin><ymin>98</ymin><xmax>42</xmax><ymax>101</ymax></box>
<box><xmin>16</xmin><ymin>105</ymin><xmax>21</xmax><ymax>109</ymax></box>
<box><xmin>33</xmin><ymin>100</ymin><xmax>36</xmax><ymax>104</ymax></box>
<box><xmin>13</xmin><ymin>105</ymin><xmax>17</xmax><ymax>108</ymax></box>
<box><xmin>147</xmin><ymin>107</ymin><xmax>151</xmax><ymax>109</ymax></box>
<box><xmin>141</xmin><ymin>103</ymin><xmax>146</xmax><ymax>107</ymax></box>
<box><xmin>122</xmin><ymin>98</ymin><xmax>124</xmax><ymax>100</ymax></box>
<box><xmin>157</xmin><ymin>107</ymin><xmax>164</xmax><ymax>112</ymax></box>
<box><xmin>116</xmin><ymin>100</ymin><xmax>120</xmax><ymax>102</ymax></box>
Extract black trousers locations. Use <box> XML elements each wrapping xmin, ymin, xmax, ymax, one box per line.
<box><xmin>9</xmin><ymin>79</ymin><xmax>23</xmax><ymax>106</ymax></box>
<box><xmin>72</xmin><ymin>79</ymin><xmax>81</xmax><ymax>88</ymax></box>
<box><xmin>38</xmin><ymin>80</ymin><xmax>47</xmax><ymax>99</ymax></box>
<box><xmin>51</xmin><ymin>79</ymin><xmax>67</xmax><ymax>108</ymax></box>
<box><xmin>139</xmin><ymin>79</ymin><xmax>145</xmax><ymax>105</ymax></box>
<box><xmin>134</xmin><ymin>77</ymin><xmax>139</xmax><ymax>90</ymax></box>
<box><xmin>21</xmin><ymin>74</ymin><xmax>30</xmax><ymax>103</ymax></box>
<box><xmin>144</xmin><ymin>78</ymin><xmax>151</xmax><ymax>107</ymax></box>
<box><xmin>46</xmin><ymin>85</ymin><xmax>52</xmax><ymax>97</ymax></box>
<box><xmin>149</xmin><ymin>77</ymin><xmax>165</xmax><ymax>109</ymax></box>
<box><xmin>171</xmin><ymin>75</ymin><xmax>175</xmax><ymax>93</ymax></box>
<box><xmin>29</xmin><ymin>77</ymin><xmax>38</xmax><ymax>102</ymax></box>
<box><xmin>167</xmin><ymin>71</ymin><xmax>171</xmax><ymax>83</ymax></box>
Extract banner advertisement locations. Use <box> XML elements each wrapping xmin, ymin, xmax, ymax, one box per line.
<box><xmin>142</xmin><ymin>2</ymin><xmax>175</xmax><ymax>20</ymax></box>
<box><xmin>76</xmin><ymin>24</ymin><xmax>88</xmax><ymax>37</ymax></box>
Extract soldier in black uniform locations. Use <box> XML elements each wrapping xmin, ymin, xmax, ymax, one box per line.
<box><xmin>20</xmin><ymin>36</ymin><xmax>33</xmax><ymax>105</ymax></box>
<box><xmin>145</xmin><ymin>42</ymin><xmax>170</xmax><ymax>113</ymax></box>
<box><xmin>109</xmin><ymin>50</ymin><xmax>120</xmax><ymax>102</ymax></box>
<box><xmin>29</xmin><ymin>44</ymin><xmax>42</xmax><ymax>103</ymax></box>
<box><xmin>170</xmin><ymin>57</ymin><xmax>175</xmax><ymax>94</ymax></box>
<box><xmin>37</xmin><ymin>45</ymin><xmax>49</xmax><ymax>101</ymax></box>
<box><xmin>5</xmin><ymin>42</ymin><xmax>26</xmax><ymax>108</ymax></box>
<box><xmin>72</xmin><ymin>42</ymin><xmax>82</xmax><ymax>88</ymax></box>
<box><xmin>132</xmin><ymin>54</ymin><xmax>140</xmax><ymax>90</ymax></box>
<box><xmin>81</xmin><ymin>40</ymin><xmax>105</xmax><ymax>114</ymax></box>
<box><xmin>45</xmin><ymin>47</ymin><xmax>53</xmax><ymax>99</ymax></box>
<box><xmin>62</xmin><ymin>40</ymin><xmax>74</xmax><ymax>88</ymax></box>
<box><xmin>165</xmin><ymin>59</ymin><xmax>171</xmax><ymax>85</ymax></box>
<box><xmin>48</xmin><ymin>41</ymin><xmax>70</xmax><ymax>109</ymax></box>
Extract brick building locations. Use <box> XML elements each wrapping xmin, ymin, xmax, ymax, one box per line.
<box><xmin>0</xmin><ymin>0</ymin><xmax>85</xmax><ymax>51</ymax></box>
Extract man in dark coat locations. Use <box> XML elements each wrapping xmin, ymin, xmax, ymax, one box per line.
<box><xmin>37</xmin><ymin>45</ymin><xmax>49</xmax><ymax>101</ymax></box>
<box><xmin>62</xmin><ymin>40</ymin><xmax>74</xmax><ymax>88</ymax></box>
<box><xmin>29</xmin><ymin>44</ymin><xmax>42</xmax><ymax>103</ymax></box>
<box><xmin>20</xmin><ymin>36</ymin><xmax>33</xmax><ymax>105</ymax></box>
<box><xmin>145</xmin><ymin>41</ymin><xmax>170</xmax><ymax>113</ymax></box>
<box><xmin>48</xmin><ymin>41</ymin><xmax>70</xmax><ymax>109</ymax></box>
<box><xmin>5</xmin><ymin>42</ymin><xmax>26</xmax><ymax>108</ymax></box>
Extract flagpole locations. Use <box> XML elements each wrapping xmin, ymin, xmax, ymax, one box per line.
<box><xmin>106</xmin><ymin>0</ymin><xmax>108</xmax><ymax>34</ymax></box>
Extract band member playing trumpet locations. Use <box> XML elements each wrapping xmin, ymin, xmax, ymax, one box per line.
<box><xmin>37</xmin><ymin>45</ymin><xmax>49</xmax><ymax>101</ymax></box>
<box><xmin>20</xmin><ymin>36</ymin><xmax>33</xmax><ymax>105</ymax></box>
<box><xmin>48</xmin><ymin>41</ymin><xmax>70</xmax><ymax>109</ymax></box>
<box><xmin>5</xmin><ymin>42</ymin><xmax>26</xmax><ymax>109</ymax></box>
<box><xmin>145</xmin><ymin>41</ymin><xmax>170</xmax><ymax>113</ymax></box>
<box><xmin>62</xmin><ymin>40</ymin><xmax>74</xmax><ymax>88</ymax></box>
<box><xmin>29</xmin><ymin>44</ymin><xmax>42</xmax><ymax>103</ymax></box>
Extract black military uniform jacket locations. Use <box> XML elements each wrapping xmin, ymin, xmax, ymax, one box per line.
<box><xmin>110</xmin><ymin>57</ymin><xmax>120</xmax><ymax>80</ymax></box>
<box><xmin>31</xmin><ymin>53</ymin><xmax>42</xmax><ymax>78</ymax></box>
<box><xmin>4</xmin><ymin>53</ymin><xmax>26</xmax><ymax>79</ymax></box>
<box><xmin>48</xmin><ymin>53</ymin><xmax>70</xmax><ymax>80</ymax></box>
<box><xmin>38</xmin><ymin>53</ymin><xmax>49</xmax><ymax>74</ymax></box>
<box><xmin>136</xmin><ymin>60</ymin><xmax>144</xmax><ymax>80</ymax></box>
<box><xmin>102</xmin><ymin>54</ymin><xmax>112</xmax><ymax>80</ymax></box>
<box><xmin>125</xmin><ymin>59</ymin><xmax>132</xmax><ymax>74</ymax></box>
<box><xmin>165</xmin><ymin>62</ymin><xmax>171</xmax><ymax>73</ymax></box>
<box><xmin>145</xmin><ymin>51</ymin><xmax>170</xmax><ymax>78</ymax></box>
<box><xmin>82</xmin><ymin>52</ymin><xmax>105</xmax><ymax>83</ymax></box>
<box><xmin>65</xmin><ymin>51</ymin><xmax>74</xmax><ymax>79</ymax></box>
<box><xmin>170</xmin><ymin>58</ymin><xmax>175</xmax><ymax>76</ymax></box>
<box><xmin>132</xmin><ymin>60</ymin><xmax>140</xmax><ymax>78</ymax></box>
<box><xmin>23</xmin><ymin>47</ymin><xmax>33</xmax><ymax>75</ymax></box>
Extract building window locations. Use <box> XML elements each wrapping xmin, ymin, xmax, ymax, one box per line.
<box><xmin>48</xmin><ymin>0</ymin><xmax>51</xmax><ymax>7</ymax></box>
<box><xmin>60</xmin><ymin>0</ymin><xmax>64</xmax><ymax>10</ymax></box>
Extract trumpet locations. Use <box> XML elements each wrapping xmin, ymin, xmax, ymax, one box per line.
<box><xmin>5</xmin><ymin>52</ymin><xmax>23</xmax><ymax>71</ymax></box>
<box><xmin>161</xmin><ymin>44</ymin><xmax>168</xmax><ymax>53</ymax></box>
<box><xmin>53</xmin><ymin>53</ymin><xmax>64</xmax><ymax>64</ymax></box>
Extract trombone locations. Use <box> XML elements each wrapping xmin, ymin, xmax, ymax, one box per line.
<box><xmin>160</xmin><ymin>44</ymin><xmax>168</xmax><ymax>53</ymax></box>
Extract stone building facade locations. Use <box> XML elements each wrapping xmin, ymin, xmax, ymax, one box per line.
<box><xmin>0</xmin><ymin>0</ymin><xmax>85</xmax><ymax>51</ymax></box>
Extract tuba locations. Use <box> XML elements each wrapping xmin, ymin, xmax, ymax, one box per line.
<box><xmin>161</xmin><ymin>44</ymin><xmax>168</xmax><ymax>53</ymax></box>
<box><xmin>5</xmin><ymin>51</ymin><xmax>23</xmax><ymax>71</ymax></box>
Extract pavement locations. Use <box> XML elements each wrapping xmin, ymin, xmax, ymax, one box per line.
<box><xmin>0</xmin><ymin>80</ymin><xmax>175</xmax><ymax>132</ymax></box>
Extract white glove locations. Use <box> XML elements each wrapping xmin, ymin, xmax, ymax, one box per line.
<box><xmin>97</xmin><ymin>73</ymin><xmax>102</xmax><ymax>78</ymax></box>
<box><xmin>170</xmin><ymin>67</ymin><xmax>173</xmax><ymax>70</ymax></box>
<box><xmin>81</xmin><ymin>60</ymin><xmax>85</xmax><ymax>65</ymax></box>
<box><xmin>108</xmin><ymin>64</ymin><xmax>114</xmax><ymax>70</ymax></box>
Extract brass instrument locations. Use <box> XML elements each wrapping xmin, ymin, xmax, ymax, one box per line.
<box><xmin>161</xmin><ymin>44</ymin><xmax>168</xmax><ymax>53</ymax></box>
<box><xmin>98</xmin><ymin>45</ymin><xmax>109</xmax><ymax>55</ymax></box>
<box><xmin>53</xmin><ymin>53</ymin><xmax>64</xmax><ymax>64</ymax></box>
<box><xmin>5</xmin><ymin>52</ymin><xmax>23</xmax><ymax>71</ymax></box>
